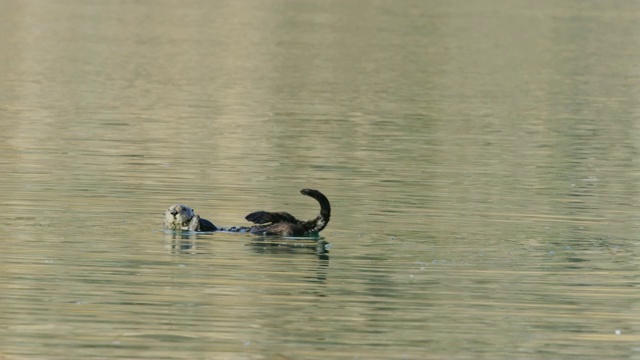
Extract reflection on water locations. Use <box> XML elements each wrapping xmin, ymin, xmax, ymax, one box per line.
<box><xmin>2</xmin><ymin>0</ymin><xmax>640</xmax><ymax>359</ymax></box>
<box><xmin>164</xmin><ymin>231</ymin><xmax>331</xmax><ymax>261</ymax></box>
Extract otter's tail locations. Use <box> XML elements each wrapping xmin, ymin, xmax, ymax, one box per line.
<box><xmin>300</xmin><ymin>188</ymin><xmax>331</xmax><ymax>234</ymax></box>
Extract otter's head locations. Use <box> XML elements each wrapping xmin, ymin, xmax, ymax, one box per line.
<box><xmin>163</xmin><ymin>204</ymin><xmax>196</xmax><ymax>230</ymax></box>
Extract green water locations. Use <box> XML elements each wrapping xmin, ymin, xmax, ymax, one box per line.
<box><xmin>2</xmin><ymin>1</ymin><xmax>640</xmax><ymax>359</ymax></box>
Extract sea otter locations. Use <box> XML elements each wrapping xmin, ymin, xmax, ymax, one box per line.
<box><xmin>163</xmin><ymin>188</ymin><xmax>331</xmax><ymax>236</ymax></box>
<box><xmin>163</xmin><ymin>204</ymin><xmax>218</xmax><ymax>232</ymax></box>
<box><xmin>244</xmin><ymin>188</ymin><xmax>331</xmax><ymax>237</ymax></box>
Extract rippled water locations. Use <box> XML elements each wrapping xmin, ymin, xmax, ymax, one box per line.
<box><xmin>2</xmin><ymin>1</ymin><xmax>640</xmax><ymax>359</ymax></box>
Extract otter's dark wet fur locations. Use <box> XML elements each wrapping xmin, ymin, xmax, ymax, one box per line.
<box><xmin>244</xmin><ymin>189</ymin><xmax>331</xmax><ymax>237</ymax></box>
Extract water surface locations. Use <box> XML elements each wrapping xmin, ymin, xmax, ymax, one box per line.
<box><xmin>2</xmin><ymin>1</ymin><xmax>640</xmax><ymax>359</ymax></box>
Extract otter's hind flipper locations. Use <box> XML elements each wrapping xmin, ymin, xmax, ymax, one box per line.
<box><xmin>299</xmin><ymin>188</ymin><xmax>331</xmax><ymax>234</ymax></box>
<box><xmin>245</xmin><ymin>211</ymin><xmax>299</xmax><ymax>225</ymax></box>
<box><xmin>244</xmin><ymin>189</ymin><xmax>331</xmax><ymax>237</ymax></box>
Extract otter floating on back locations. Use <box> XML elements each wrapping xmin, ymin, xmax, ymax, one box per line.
<box><xmin>163</xmin><ymin>188</ymin><xmax>331</xmax><ymax>237</ymax></box>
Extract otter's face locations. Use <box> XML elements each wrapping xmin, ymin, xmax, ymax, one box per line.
<box><xmin>163</xmin><ymin>204</ymin><xmax>196</xmax><ymax>230</ymax></box>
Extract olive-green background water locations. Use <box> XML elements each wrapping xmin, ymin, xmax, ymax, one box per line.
<box><xmin>2</xmin><ymin>1</ymin><xmax>640</xmax><ymax>359</ymax></box>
